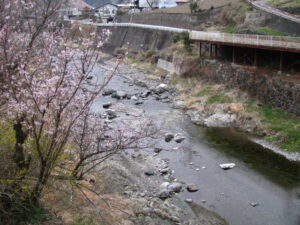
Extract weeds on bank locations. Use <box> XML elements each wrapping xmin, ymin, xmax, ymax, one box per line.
<box><xmin>193</xmin><ymin>86</ymin><xmax>213</xmax><ymax>97</ymax></box>
<box><xmin>246</xmin><ymin>101</ymin><xmax>300</xmax><ymax>152</ymax></box>
<box><xmin>260</xmin><ymin>106</ymin><xmax>300</xmax><ymax>152</ymax></box>
<box><xmin>179</xmin><ymin>79</ymin><xmax>300</xmax><ymax>153</ymax></box>
<box><xmin>222</xmin><ymin>24</ymin><xmax>238</xmax><ymax>34</ymax></box>
<box><xmin>256</xmin><ymin>27</ymin><xmax>288</xmax><ymax>36</ymax></box>
<box><xmin>207</xmin><ymin>95</ymin><xmax>233</xmax><ymax>105</ymax></box>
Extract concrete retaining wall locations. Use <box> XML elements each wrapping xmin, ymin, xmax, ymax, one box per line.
<box><xmin>99</xmin><ymin>26</ymin><xmax>176</xmax><ymax>53</ymax></box>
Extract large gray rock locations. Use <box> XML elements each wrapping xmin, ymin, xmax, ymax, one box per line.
<box><xmin>106</xmin><ymin>109</ymin><xmax>117</xmax><ymax>120</ymax></box>
<box><xmin>173</xmin><ymin>100</ymin><xmax>185</xmax><ymax>109</ymax></box>
<box><xmin>103</xmin><ymin>102</ymin><xmax>112</xmax><ymax>109</ymax></box>
<box><xmin>144</xmin><ymin>170</ymin><xmax>155</xmax><ymax>176</ymax></box>
<box><xmin>187</xmin><ymin>184</ymin><xmax>199</xmax><ymax>192</ymax></box>
<box><xmin>174</xmin><ymin>135</ymin><xmax>185</xmax><ymax>143</ymax></box>
<box><xmin>102</xmin><ymin>89</ymin><xmax>116</xmax><ymax>96</ymax></box>
<box><xmin>158</xmin><ymin>189</ymin><xmax>171</xmax><ymax>199</ymax></box>
<box><xmin>185</xmin><ymin>109</ymin><xmax>204</xmax><ymax>125</ymax></box>
<box><xmin>131</xmin><ymin>95</ymin><xmax>139</xmax><ymax>101</ymax></box>
<box><xmin>141</xmin><ymin>91</ymin><xmax>152</xmax><ymax>98</ymax></box>
<box><xmin>219</xmin><ymin>163</ymin><xmax>236</xmax><ymax>170</ymax></box>
<box><xmin>167</xmin><ymin>182</ymin><xmax>182</xmax><ymax>193</ymax></box>
<box><xmin>204</xmin><ymin>113</ymin><xmax>237</xmax><ymax>128</ymax></box>
<box><xmin>112</xmin><ymin>90</ymin><xmax>127</xmax><ymax>99</ymax></box>
<box><xmin>155</xmin><ymin>83</ymin><xmax>169</xmax><ymax>94</ymax></box>
<box><xmin>165</xmin><ymin>133</ymin><xmax>174</xmax><ymax>142</ymax></box>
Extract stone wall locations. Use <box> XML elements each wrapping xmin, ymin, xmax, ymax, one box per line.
<box><xmin>170</xmin><ymin>57</ymin><xmax>300</xmax><ymax>115</ymax></box>
<box><xmin>261</xmin><ymin>11</ymin><xmax>300</xmax><ymax>36</ymax></box>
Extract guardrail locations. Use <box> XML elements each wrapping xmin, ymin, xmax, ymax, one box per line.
<box><xmin>66</xmin><ymin>19</ymin><xmax>189</xmax><ymax>33</ymax></box>
<box><xmin>189</xmin><ymin>30</ymin><xmax>300</xmax><ymax>51</ymax></box>
<box><xmin>246</xmin><ymin>0</ymin><xmax>300</xmax><ymax>24</ymax></box>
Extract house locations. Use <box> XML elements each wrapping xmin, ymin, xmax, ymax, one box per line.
<box><xmin>81</xmin><ymin>6</ymin><xmax>94</xmax><ymax>17</ymax></box>
<box><xmin>95</xmin><ymin>3</ymin><xmax>118</xmax><ymax>19</ymax></box>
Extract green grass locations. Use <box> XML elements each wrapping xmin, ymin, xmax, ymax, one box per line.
<box><xmin>207</xmin><ymin>94</ymin><xmax>233</xmax><ymax>105</ymax></box>
<box><xmin>259</xmin><ymin>105</ymin><xmax>300</xmax><ymax>152</ymax></box>
<box><xmin>222</xmin><ymin>24</ymin><xmax>238</xmax><ymax>34</ymax></box>
<box><xmin>245</xmin><ymin>101</ymin><xmax>300</xmax><ymax>152</ymax></box>
<box><xmin>268</xmin><ymin>0</ymin><xmax>300</xmax><ymax>7</ymax></box>
<box><xmin>256</xmin><ymin>27</ymin><xmax>288</xmax><ymax>36</ymax></box>
<box><xmin>193</xmin><ymin>86</ymin><xmax>213</xmax><ymax>97</ymax></box>
<box><xmin>238</xmin><ymin>1</ymin><xmax>252</xmax><ymax>9</ymax></box>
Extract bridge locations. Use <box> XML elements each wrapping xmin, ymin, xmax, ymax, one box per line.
<box><xmin>67</xmin><ymin>20</ymin><xmax>300</xmax><ymax>71</ymax></box>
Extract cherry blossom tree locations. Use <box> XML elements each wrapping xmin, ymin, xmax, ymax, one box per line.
<box><xmin>0</xmin><ymin>2</ymin><xmax>157</xmax><ymax>222</ymax></box>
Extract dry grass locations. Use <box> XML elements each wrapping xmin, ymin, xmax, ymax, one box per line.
<box><xmin>42</xmin><ymin>173</ymin><xmax>135</xmax><ymax>225</ymax></box>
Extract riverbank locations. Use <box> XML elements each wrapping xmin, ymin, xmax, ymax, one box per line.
<box><xmin>44</xmin><ymin>58</ymin><xmax>299</xmax><ymax>225</ymax></box>
<box><xmin>40</xmin><ymin>59</ymin><xmax>229</xmax><ymax>225</ymax></box>
<box><xmin>118</xmin><ymin>44</ymin><xmax>300</xmax><ymax>160</ymax></box>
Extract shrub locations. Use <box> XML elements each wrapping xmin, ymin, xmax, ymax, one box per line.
<box><xmin>189</xmin><ymin>2</ymin><xmax>199</xmax><ymax>13</ymax></box>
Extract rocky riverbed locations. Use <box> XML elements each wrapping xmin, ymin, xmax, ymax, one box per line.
<box><xmin>82</xmin><ymin>57</ymin><xmax>300</xmax><ymax>225</ymax></box>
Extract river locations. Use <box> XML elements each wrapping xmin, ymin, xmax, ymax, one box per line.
<box><xmin>91</xmin><ymin>59</ymin><xmax>300</xmax><ymax>225</ymax></box>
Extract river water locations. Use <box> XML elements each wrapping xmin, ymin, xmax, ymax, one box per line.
<box><xmin>91</xmin><ymin>61</ymin><xmax>300</xmax><ymax>225</ymax></box>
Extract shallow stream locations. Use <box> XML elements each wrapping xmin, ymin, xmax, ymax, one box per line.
<box><xmin>92</xmin><ymin>61</ymin><xmax>300</xmax><ymax>225</ymax></box>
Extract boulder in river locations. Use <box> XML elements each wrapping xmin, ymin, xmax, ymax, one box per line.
<box><xmin>141</xmin><ymin>91</ymin><xmax>152</xmax><ymax>98</ymax></box>
<box><xmin>185</xmin><ymin>109</ymin><xmax>205</xmax><ymax>125</ymax></box>
<box><xmin>103</xmin><ymin>102</ymin><xmax>112</xmax><ymax>109</ymax></box>
<box><xmin>154</xmin><ymin>147</ymin><xmax>162</xmax><ymax>153</ymax></box>
<box><xmin>167</xmin><ymin>182</ymin><xmax>182</xmax><ymax>193</ymax></box>
<box><xmin>160</xmin><ymin>182</ymin><xmax>170</xmax><ymax>189</ymax></box>
<box><xmin>106</xmin><ymin>109</ymin><xmax>117</xmax><ymax>120</ymax></box>
<box><xmin>219</xmin><ymin>163</ymin><xmax>236</xmax><ymax>170</ymax></box>
<box><xmin>187</xmin><ymin>184</ymin><xmax>199</xmax><ymax>192</ymax></box>
<box><xmin>158</xmin><ymin>189</ymin><xmax>171</xmax><ymax>199</ymax></box>
<box><xmin>204</xmin><ymin>113</ymin><xmax>237</xmax><ymax>128</ymax></box>
<box><xmin>250</xmin><ymin>202</ymin><xmax>259</xmax><ymax>207</ymax></box>
<box><xmin>102</xmin><ymin>89</ymin><xmax>116</xmax><ymax>96</ymax></box>
<box><xmin>131</xmin><ymin>95</ymin><xmax>139</xmax><ymax>101</ymax></box>
<box><xmin>112</xmin><ymin>90</ymin><xmax>127</xmax><ymax>99</ymax></box>
<box><xmin>173</xmin><ymin>100</ymin><xmax>185</xmax><ymax>109</ymax></box>
<box><xmin>174</xmin><ymin>135</ymin><xmax>185</xmax><ymax>143</ymax></box>
<box><xmin>159</xmin><ymin>168</ymin><xmax>169</xmax><ymax>175</ymax></box>
<box><xmin>135</xmin><ymin>100</ymin><xmax>144</xmax><ymax>105</ymax></box>
<box><xmin>165</xmin><ymin>133</ymin><xmax>174</xmax><ymax>142</ymax></box>
<box><xmin>155</xmin><ymin>83</ymin><xmax>169</xmax><ymax>94</ymax></box>
<box><xmin>185</xmin><ymin>198</ymin><xmax>193</xmax><ymax>203</ymax></box>
<box><xmin>144</xmin><ymin>170</ymin><xmax>155</xmax><ymax>176</ymax></box>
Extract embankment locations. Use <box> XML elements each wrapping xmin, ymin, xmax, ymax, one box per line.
<box><xmin>159</xmin><ymin>57</ymin><xmax>300</xmax><ymax>116</ymax></box>
<box><xmin>100</xmin><ymin>26</ymin><xmax>176</xmax><ymax>53</ymax></box>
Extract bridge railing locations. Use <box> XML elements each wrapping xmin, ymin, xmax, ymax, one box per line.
<box><xmin>190</xmin><ymin>31</ymin><xmax>300</xmax><ymax>51</ymax></box>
